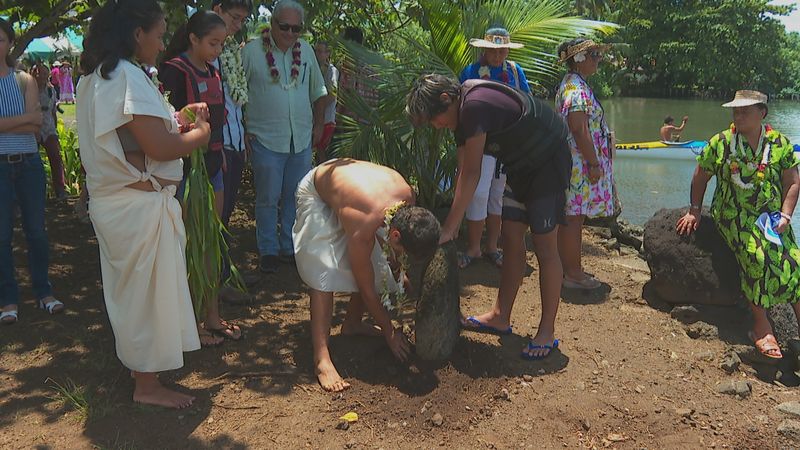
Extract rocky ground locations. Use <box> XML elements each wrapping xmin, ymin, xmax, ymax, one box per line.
<box><xmin>3</xmin><ymin>187</ymin><xmax>800</xmax><ymax>449</ymax></box>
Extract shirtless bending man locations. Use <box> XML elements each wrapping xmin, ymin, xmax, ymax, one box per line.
<box><xmin>292</xmin><ymin>159</ymin><xmax>441</xmax><ymax>392</ymax></box>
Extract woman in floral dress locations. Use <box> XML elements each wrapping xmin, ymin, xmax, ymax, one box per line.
<box><xmin>677</xmin><ymin>90</ymin><xmax>800</xmax><ymax>359</ymax></box>
<box><xmin>555</xmin><ymin>38</ymin><xmax>614</xmax><ymax>289</ymax></box>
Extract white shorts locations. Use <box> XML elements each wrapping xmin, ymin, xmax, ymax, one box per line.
<box><xmin>465</xmin><ymin>154</ymin><xmax>506</xmax><ymax>221</ymax></box>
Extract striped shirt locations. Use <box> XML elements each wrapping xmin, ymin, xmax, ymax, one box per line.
<box><xmin>0</xmin><ymin>70</ymin><xmax>38</xmax><ymax>155</ymax></box>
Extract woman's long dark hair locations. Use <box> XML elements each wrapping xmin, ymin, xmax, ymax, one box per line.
<box><xmin>0</xmin><ymin>18</ymin><xmax>16</xmax><ymax>68</ymax></box>
<box><xmin>80</xmin><ymin>0</ymin><xmax>164</xmax><ymax>79</ymax></box>
<box><xmin>162</xmin><ymin>10</ymin><xmax>226</xmax><ymax>63</ymax></box>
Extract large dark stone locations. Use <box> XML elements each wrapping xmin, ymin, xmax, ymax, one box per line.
<box><xmin>415</xmin><ymin>241</ymin><xmax>461</xmax><ymax>360</ymax></box>
<box><xmin>643</xmin><ymin>208</ymin><xmax>742</xmax><ymax>306</ymax></box>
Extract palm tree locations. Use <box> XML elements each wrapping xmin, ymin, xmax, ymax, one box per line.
<box><xmin>333</xmin><ymin>0</ymin><xmax>617</xmax><ymax>209</ymax></box>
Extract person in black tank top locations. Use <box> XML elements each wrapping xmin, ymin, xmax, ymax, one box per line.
<box><xmin>407</xmin><ymin>74</ymin><xmax>570</xmax><ymax>360</ymax></box>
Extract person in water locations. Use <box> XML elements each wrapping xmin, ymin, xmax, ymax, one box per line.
<box><xmin>660</xmin><ymin>115</ymin><xmax>688</xmax><ymax>141</ymax></box>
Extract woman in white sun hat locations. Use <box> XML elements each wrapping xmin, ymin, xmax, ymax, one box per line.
<box><xmin>677</xmin><ymin>89</ymin><xmax>800</xmax><ymax>360</ymax></box>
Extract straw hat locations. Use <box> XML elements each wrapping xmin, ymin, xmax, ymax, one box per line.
<box><xmin>558</xmin><ymin>39</ymin><xmax>611</xmax><ymax>63</ymax></box>
<box><xmin>722</xmin><ymin>90</ymin><xmax>768</xmax><ymax>108</ymax></box>
<box><xmin>52</xmin><ymin>61</ymin><xmax>62</xmax><ymax>67</ymax></box>
<box><xmin>469</xmin><ymin>27</ymin><xmax>524</xmax><ymax>49</ymax></box>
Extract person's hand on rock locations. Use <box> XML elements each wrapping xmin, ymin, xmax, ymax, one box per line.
<box><xmin>676</xmin><ymin>211</ymin><xmax>700</xmax><ymax>236</ymax></box>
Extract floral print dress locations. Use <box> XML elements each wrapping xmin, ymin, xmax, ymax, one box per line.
<box><xmin>698</xmin><ymin>126</ymin><xmax>800</xmax><ymax>308</ymax></box>
<box><xmin>555</xmin><ymin>72</ymin><xmax>614</xmax><ymax>217</ymax></box>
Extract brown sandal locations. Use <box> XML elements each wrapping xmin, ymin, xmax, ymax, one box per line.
<box><xmin>205</xmin><ymin>320</ymin><xmax>243</xmax><ymax>341</ymax></box>
<box><xmin>749</xmin><ymin>332</ymin><xmax>783</xmax><ymax>359</ymax></box>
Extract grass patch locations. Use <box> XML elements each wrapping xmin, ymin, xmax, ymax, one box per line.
<box><xmin>47</xmin><ymin>378</ymin><xmax>111</xmax><ymax>422</ymax></box>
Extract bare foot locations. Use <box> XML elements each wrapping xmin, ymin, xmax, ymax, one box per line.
<box><xmin>198</xmin><ymin>328</ymin><xmax>224</xmax><ymax>347</ymax></box>
<box><xmin>341</xmin><ymin>320</ymin><xmax>382</xmax><ymax>337</ymax></box>
<box><xmin>316</xmin><ymin>359</ymin><xmax>351</xmax><ymax>392</ymax></box>
<box><xmin>133</xmin><ymin>374</ymin><xmax>195</xmax><ymax>409</ymax></box>
<box><xmin>134</xmin><ymin>384</ymin><xmax>195</xmax><ymax>409</ymax></box>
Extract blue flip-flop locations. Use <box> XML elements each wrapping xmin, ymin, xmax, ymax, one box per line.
<box><xmin>463</xmin><ymin>316</ymin><xmax>513</xmax><ymax>335</ymax></box>
<box><xmin>520</xmin><ymin>339</ymin><xmax>559</xmax><ymax>360</ymax></box>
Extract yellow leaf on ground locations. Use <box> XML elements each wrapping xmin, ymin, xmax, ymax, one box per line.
<box><xmin>340</xmin><ymin>412</ymin><xmax>358</xmax><ymax>423</ymax></box>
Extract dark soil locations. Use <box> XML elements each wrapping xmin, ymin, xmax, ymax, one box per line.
<box><xmin>2</xmin><ymin>182</ymin><xmax>798</xmax><ymax>449</ymax></box>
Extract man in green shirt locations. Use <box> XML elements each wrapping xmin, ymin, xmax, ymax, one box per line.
<box><xmin>242</xmin><ymin>0</ymin><xmax>327</xmax><ymax>273</ymax></box>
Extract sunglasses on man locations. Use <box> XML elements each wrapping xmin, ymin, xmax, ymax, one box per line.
<box><xmin>276</xmin><ymin>21</ymin><xmax>303</xmax><ymax>33</ymax></box>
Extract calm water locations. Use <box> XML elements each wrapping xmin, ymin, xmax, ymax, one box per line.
<box><xmin>604</xmin><ymin>97</ymin><xmax>800</xmax><ymax>236</ymax></box>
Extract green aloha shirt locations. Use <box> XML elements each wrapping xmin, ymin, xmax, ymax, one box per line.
<box><xmin>697</xmin><ymin>125</ymin><xmax>800</xmax><ymax>308</ymax></box>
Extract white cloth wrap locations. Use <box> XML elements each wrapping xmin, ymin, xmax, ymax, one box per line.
<box><xmin>292</xmin><ymin>168</ymin><xmax>400</xmax><ymax>294</ymax></box>
<box><xmin>77</xmin><ymin>60</ymin><xmax>200</xmax><ymax>372</ymax></box>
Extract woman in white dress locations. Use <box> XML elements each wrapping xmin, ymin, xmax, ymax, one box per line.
<box><xmin>77</xmin><ymin>0</ymin><xmax>211</xmax><ymax>409</ymax></box>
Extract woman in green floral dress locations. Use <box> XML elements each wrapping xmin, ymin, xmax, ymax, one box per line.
<box><xmin>677</xmin><ymin>90</ymin><xmax>800</xmax><ymax>359</ymax></box>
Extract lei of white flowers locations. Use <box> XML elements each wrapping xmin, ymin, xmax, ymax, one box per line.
<box><xmin>220</xmin><ymin>37</ymin><xmax>248</xmax><ymax>105</ymax></box>
<box><xmin>378</xmin><ymin>201</ymin><xmax>408</xmax><ymax>312</ymax></box>
<box><xmin>728</xmin><ymin>125</ymin><xmax>770</xmax><ymax>191</ymax></box>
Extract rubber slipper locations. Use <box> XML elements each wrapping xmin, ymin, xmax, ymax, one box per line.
<box><xmin>458</xmin><ymin>252</ymin><xmax>477</xmax><ymax>269</ymax></box>
<box><xmin>38</xmin><ymin>297</ymin><xmax>65</xmax><ymax>315</ymax></box>
<box><xmin>483</xmin><ymin>250</ymin><xmax>503</xmax><ymax>268</ymax></box>
<box><xmin>520</xmin><ymin>339</ymin><xmax>559</xmax><ymax>361</ymax></box>
<box><xmin>0</xmin><ymin>310</ymin><xmax>18</xmax><ymax>325</ymax></box>
<box><xmin>462</xmin><ymin>316</ymin><xmax>512</xmax><ymax>335</ymax></box>
<box><xmin>562</xmin><ymin>275</ymin><xmax>601</xmax><ymax>290</ymax></box>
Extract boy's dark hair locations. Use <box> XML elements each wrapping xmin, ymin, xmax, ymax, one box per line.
<box><xmin>163</xmin><ymin>10</ymin><xmax>226</xmax><ymax>63</ymax></box>
<box><xmin>405</xmin><ymin>73</ymin><xmax>461</xmax><ymax>127</ymax></box>
<box><xmin>0</xmin><ymin>18</ymin><xmax>15</xmax><ymax>68</ymax></box>
<box><xmin>343</xmin><ymin>26</ymin><xmax>364</xmax><ymax>45</ymax></box>
<box><xmin>80</xmin><ymin>0</ymin><xmax>164</xmax><ymax>79</ymax></box>
<box><xmin>664</xmin><ymin>115</ymin><xmax>674</xmax><ymax>125</ymax></box>
<box><xmin>390</xmin><ymin>206</ymin><xmax>441</xmax><ymax>260</ymax></box>
<box><xmin>212</xmin><ymin>0</ymin><xmax>253</xmax><ymax>12</ymax></box>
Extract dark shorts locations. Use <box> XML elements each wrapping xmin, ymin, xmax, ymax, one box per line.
<box><xmin>502</xmin><ymin>186</ymin><xmax>565</xmax><ymax>234</ymax></box>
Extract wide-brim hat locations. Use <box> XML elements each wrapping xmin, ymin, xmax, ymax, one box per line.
<box><xmin>469</xmin><ymin>33</ymin><xmax>524</xmax><ymax>49</ymax></box>
<box><xmin>558</xmin><ymin>39</ymin><xmax>611</xmax><ymax>63</ymax></box>
<box><xmin>722</xmin><ymin>90</ymin><xmax>768</xmax><ymax>108</ymax></box>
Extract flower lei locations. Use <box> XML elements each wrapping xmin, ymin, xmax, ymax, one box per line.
<box><xmin>728</xmin><ymin>124</ymin><xmax>772</xmax><ymax>190</ymax></box>
<box><xmin>478</xmin><ymin>57</ymin><xmax>509</xmax><ymax>84</ymax></box>
<box><xmin>262</xmin><ymin>28</ymin><xmax>302</xmax><ymax>90</ymax></box>
<box><xmin>379</xmin><ymin>201</ymin><xmax>408</xmax><ymax>312</ymax></box>
<box><xmin>220</xmin><ymin>36</ymin><xmax>248</xmax><ymax>105</ymax></box>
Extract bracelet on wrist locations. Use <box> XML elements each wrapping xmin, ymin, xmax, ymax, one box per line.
<box><xmin>780</xmin><ymin>212</ymin><xmax>792</xmax><ymax>223</ymax></box>
<box><xmin>689</xmin><ymin>204</ymin><xmax>701</xmax><ymax>211</ymax></box>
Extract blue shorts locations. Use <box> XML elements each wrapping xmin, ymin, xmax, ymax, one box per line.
<box><xmin>176</xmin><ymin>167</ymin><xmax>224</xmax><ymax>200</ymax></box>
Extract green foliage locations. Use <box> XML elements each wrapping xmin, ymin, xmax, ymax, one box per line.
<box><xmin>608</xmin><ymin>0</ymin><xmax>797</xmax><ymax>97</ymax></box>
<box><xmin>180</xmin><ymin>108</ymin><xmax>245</xmax><ymax>318</ymax></box>
<box><xmin>38</xmin><ymin>118</ymin><xmax>84</xmax><ymax>198</ymax></box>
<box><xmin>333</xmin><ymin>0</ymin><xmax>615</xmax><ymax>208</ymax></box>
